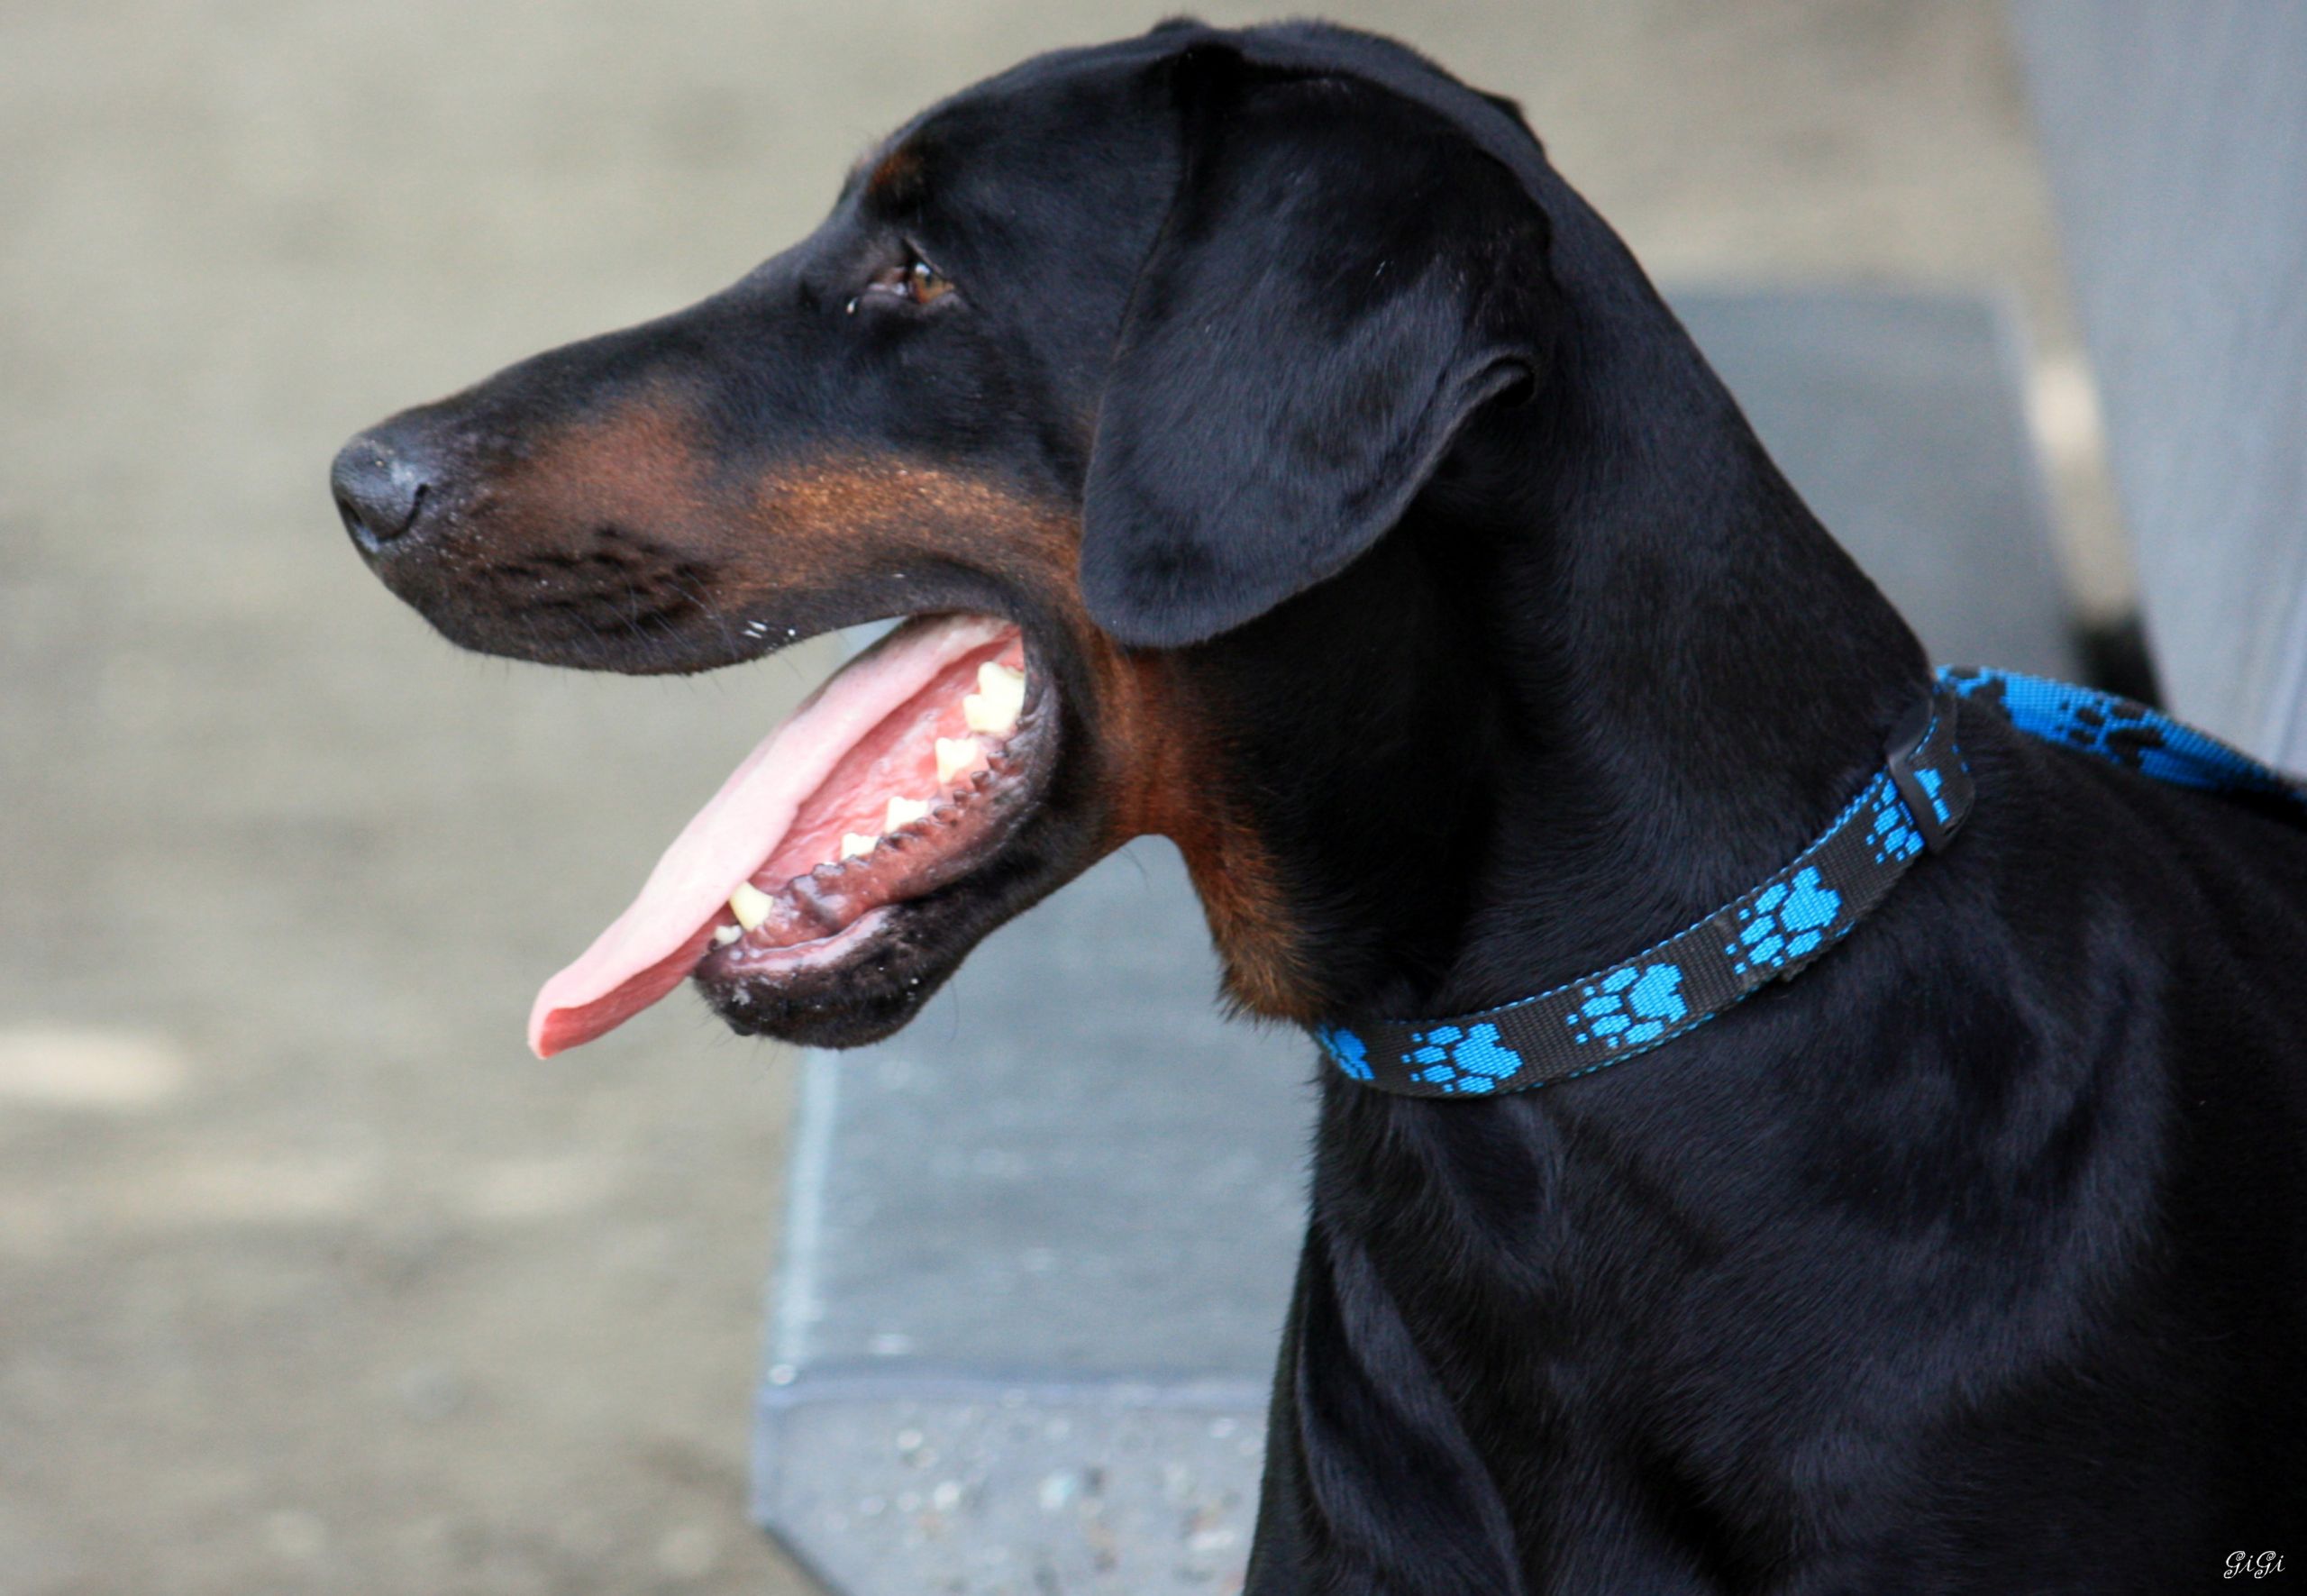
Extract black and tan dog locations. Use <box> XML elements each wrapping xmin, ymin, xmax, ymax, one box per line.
<box><xmin>334</xmin><ymin>21</ymin><xmax>2306</xmax><ymax>1591</ymax></box>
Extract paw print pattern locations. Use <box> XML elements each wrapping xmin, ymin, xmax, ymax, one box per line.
<box><xmin>1944</xmin><ymin>665</ymin><xmax>2302</xmax><ymax>805</ymax></box>
<box><xmin>1725</xmin><ymin>865</ymin><xmax>1844</xmax><ymax>978</ymax></box>
<box><xmin>1911</xmin><ymin>765</ymin><xmax>1952</xmax><ymax>826</ymax></box>
<box><xmin>1563</xmin><ymin>962</ymin><xmax>1688</xmax><ymax>1050</ymax></box>
<box><xmin>1943</xmin><ymin>665</ymin><xmax>2174</xmax><ymax>772</ymax></box>
<box><xmin>2038</xmin><ymin>683</ymin><xmax>2168</xmax><ymax>771</ymax></box>
<box><xmin>1867</xmin><ymin>778</ymin><xmax>1925</xmax><ymax>864</ymax></box>
<box><xmin>1405</xmin><ymin>1022</ymin><xmax>1525</xmax><ymax>1093</ymax></box>
<box><xmin>1313</xmin><ymin>1025</ymin><xmax>1373</xmax><ymax>1081</ymax></box>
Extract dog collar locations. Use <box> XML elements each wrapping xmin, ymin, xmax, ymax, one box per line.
<box><xmin>1312</xmin><ymin>667</ymin><xmax>2307</xmax><ymax>1098</ymax></box>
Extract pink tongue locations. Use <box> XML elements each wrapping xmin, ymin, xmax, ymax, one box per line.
<box><xmin>527</xmin><ymin>615</ymin><xmax>1014</xmax><ymax>1057</ymax></box>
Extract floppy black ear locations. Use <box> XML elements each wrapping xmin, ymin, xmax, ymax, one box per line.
<box><xmin>1081</xmin><ymin>56</ymin><xmax>1547</xmax><ymax>648</ymax></box>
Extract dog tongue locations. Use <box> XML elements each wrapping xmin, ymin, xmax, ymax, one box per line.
<box><xmin>527</xmin><ymin>614</ymin><xmax>1013</xmax><ymax>1058</ymax></box>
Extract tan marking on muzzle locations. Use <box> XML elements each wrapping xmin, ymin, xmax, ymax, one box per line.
<box><xmin>471</xmin><ymin>390</ymin><xmax>722</xmax><ymax>552</ymax></box>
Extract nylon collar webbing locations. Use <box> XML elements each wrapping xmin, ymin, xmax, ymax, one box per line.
<box><xmin>1309</xmin><ymin>687</ymin><xmax>1972</xmax><ymax>1096</ymax></box>
<box><xmin>1311</xmin><ymin>667</ymin><xmax>2307</xmax><ymax>1098</ymax></box>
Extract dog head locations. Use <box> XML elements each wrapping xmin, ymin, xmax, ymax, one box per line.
<box><xmin>333</xmin><ymin>21</ymin><xmax>1559</xmax><ymax>1054</ymax></box>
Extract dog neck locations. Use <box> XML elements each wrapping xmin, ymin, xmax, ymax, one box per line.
<box><xmin>1189</xmin><ymin>191</ymin><xmax>1929</xmax><ymax>1029</ymax></box>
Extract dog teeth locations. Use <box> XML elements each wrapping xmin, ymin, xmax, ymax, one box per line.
<box><xmin>962</xmin><ymin>661</ymin><xmax>1025</xmax><ymax>735</ymax></box>
<box><xmin>935</xmin><ymin>736</ymin><xmax>980</xmax><ymax>786</ymax></box>
<box><xmin>728</xmin><ymin>881</ymin><xmax>771</xmax><ymax>931</ymax></box>
<box><xmin>712</xmin><ymin>923</ymin><xmax>743</xmax><ymax>946</ymax></box>
<box><xmin>885</xmin><ymin>796</ymin><xmax>931</xmax><ymax>831</ymax></box>
<box><xmin>840</xmin><ymin>832</ymin><xmax>879</xmax><ymax>861</ymax></box>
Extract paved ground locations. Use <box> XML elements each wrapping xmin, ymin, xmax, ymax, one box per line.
<box><xmin>0</xmin><ymin>4</ymin><xmax>2100</xmax><ymax>1591</ymax></box>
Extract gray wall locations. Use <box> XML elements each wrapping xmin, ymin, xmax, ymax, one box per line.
<box><xmin>2014</xmin><ymin>1</ymin><xmax>2307</xmax><ymax>763</ymax></box>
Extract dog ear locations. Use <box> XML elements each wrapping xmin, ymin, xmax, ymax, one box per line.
<box><xmin>1081</xmin><ymin>55</ymin><xmax>1546</xmax><ymax>648</ymax></box>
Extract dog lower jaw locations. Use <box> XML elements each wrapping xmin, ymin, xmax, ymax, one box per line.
<box><xmin>529</xmin><ymin>610</ymin><xmax>1071</xmax><ymax>1055</ymax></box>
<box><xmin>694</xmin><ymin>905</ymin><xmax>916</xmax><ymax>1045</ymax></box>
<box><xmin>687</xmin><ymin>701</ymin><xmax>1061</xmax><ymax>1039</ymax></box>
<box><xmin>690</xmin><ymin>842</ymin><xmax>1072</xmax><ymax>1049</ymax></box>
<box><xmin>693</xmin><ymin>899</ymin><xmax>953</xmax><ymax>1047</ymax></box>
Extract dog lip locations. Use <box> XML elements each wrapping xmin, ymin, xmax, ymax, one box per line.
<box><xmin>695</xmin><ymin>903</ymin><xmax>900</xmax><ymax>982</ymax></box>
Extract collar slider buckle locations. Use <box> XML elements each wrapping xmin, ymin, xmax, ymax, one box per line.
<box><xmin>1884</xmin><ymin>697</ymin><xmax>1955</xmax><ymax>854</ymax></box>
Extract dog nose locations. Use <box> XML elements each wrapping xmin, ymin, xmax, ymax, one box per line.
<box><xmin>332</xmin><ymin>427</ymin><xmax>436</xmax><ymax>552</ymax></box>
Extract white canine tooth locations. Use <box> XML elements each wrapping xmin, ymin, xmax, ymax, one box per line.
<box><xmin>728</xmin><ymin>881</ymin><xmax>771</xmax><ymax>931</ymax></box>
<box><xmin>935</xmin><ymin>736</ymin><xmax>980</xmax><ymax>786</ymax></box>
<box><xmin>840</xmin><ymin>832</ymin><xmax>879</xmax><ymax>861</ymax></box>
<box><xmin>885</xmin><ymin>796</ymin><xmax>931</xmax><ymax>831</ymax></box>
<box><xmin>963</xmin><ymin>698</ymin><xmax>1016</xmax><ymax>737</ymax></box>
<box><xmin>961</xmin><ymin>661</ymin><xmax>1026</xmax><ymax>735</ymax></box>
<box><xmin>712</xmin><ymin>923</ymin><xmax>743</xmax><ymax>946</ymax></box>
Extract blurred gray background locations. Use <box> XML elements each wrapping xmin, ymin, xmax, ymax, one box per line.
<box><xmin>1</xmin><ymin>4</ymin><xmax>2126</xmax><ymax>1592</ymax></box>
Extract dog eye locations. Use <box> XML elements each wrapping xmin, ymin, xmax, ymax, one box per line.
<box><xmin>852</xmin><ymin>250</ymin><xmax>955</xmax><ymax>314</ymax></box>
<box><xmin>904</xmin><ymin>258</ymin><xmax>954</xmax><ymax>305</ymax></box>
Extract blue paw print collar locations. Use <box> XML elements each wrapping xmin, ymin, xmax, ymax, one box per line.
<box><xmin>1313</xmin><ymin>667</ymin><xmax>2307</xmax><ymax>1099</ymax></box>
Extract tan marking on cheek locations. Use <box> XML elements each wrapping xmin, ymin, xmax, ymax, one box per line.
<box><xmin>727</xmin><ymin>459</ymin><xmax>1081</xmax><ymax>596</ymax></box>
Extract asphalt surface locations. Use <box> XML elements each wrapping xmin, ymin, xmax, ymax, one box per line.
<box><xmin>0</xmin><ymin>4</ymin><xmax>2093</xmax><ymax>1591</ymax></box>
